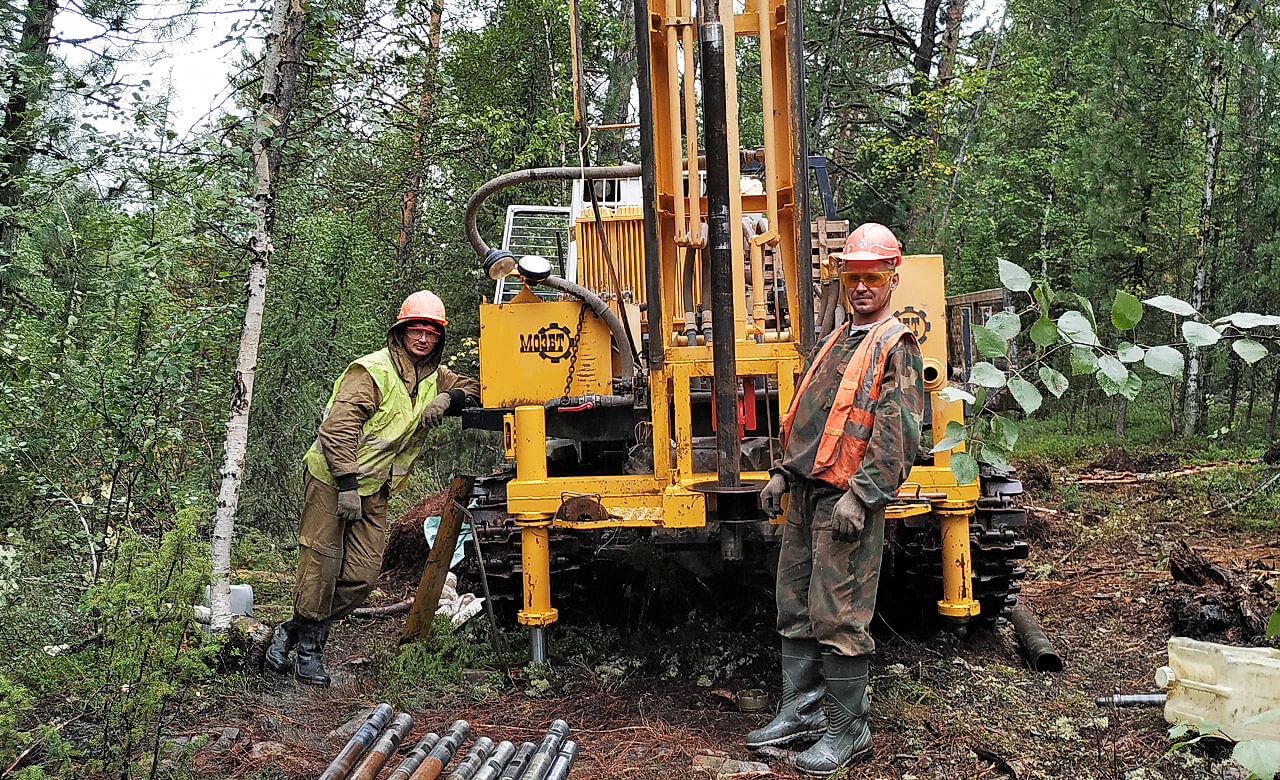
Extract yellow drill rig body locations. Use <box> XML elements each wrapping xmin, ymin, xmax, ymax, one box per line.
<box><xmin>462</xmin><ymin>0</ymin><xmax>1027</xmax><ymax>656</ymax></box>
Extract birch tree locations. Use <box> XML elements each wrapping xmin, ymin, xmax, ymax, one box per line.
<box><xmin>209</xmin><ymin>0</ymin><xmax>308</xmax><ymax>631</ymax></box>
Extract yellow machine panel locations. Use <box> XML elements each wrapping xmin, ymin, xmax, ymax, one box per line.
<box><xmin>893</xmin><ymin>254</ymin><xmax>948</xmax><ymax>389</ymax></box>
<box><xmin>479</xmin><ymin>299</ymin><xmax>613</xmax><ymax>408</ymax></box>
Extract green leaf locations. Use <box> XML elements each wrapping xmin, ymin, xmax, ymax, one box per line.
<box><xmin>938</xmin><ymin>387</ymin><xmax>975</xmax><ymax>404</ymax></box>
<box><xmin>1120</xmin><ymin>372</ymin><xmax>1143</xmax><ymax>401</ymax></box>
<box><xmin>1144</xmin><ymin>346</ymin><xmax>1185</xmax><ymax>377</ymax></box>
<box><xmin>1057</xmin><ymin>311</ymin><xmax>1098</xmax><ymax>346</ymax></box>
<box><xmin>931</xmin><ymin>437</ymin><xmax>964</xmax><ymax>454</ymax></box>
<box><xmin>969</xmin><ymin>361</ymin><xmax>1007</xmax><ymax>388</ymax></box>
<box><xmin>1111</xmin><ymin>291</ymin><xmax>1144</xmax><ymax>330</ymax></box>
<box><xmin>1232</xmin><ymin>338</ymin><xmax>1269</xmax><ymax>364</ymax></box>
<box><xmin>950</xmin><ymin>452</ymin><xmax>979</xmax><ymax>484</ymax></box>
<box><xmin>1029</xmin><ymin>316</ymin><xmax>1058</xmax><ymax>348</ymax></box>
<box><xmin>977</xmin><ymin>442</ymin><xmax>1012</xmax><ymax>472</ymax></box>
<box><xmin>991</xmin><ymin>416</ymin><xmax>1019</xmax><ymax>449</ymax></box>
<box><xmin>1167</xmin><ymin>724</ymin><xmax>1192</xmax><ymax>740</ymax></box>
<box><xmin>973</xmin><ymin>386</ymin><xmax>987</xmax><ymax>411</ymax></box>
<box><xmin>1143</xmin><ymin>295</ymin><xmax>1197</xmax><ymax>317</ymax></box>
<box><xmin>1213</xmin><ymin>312</ymin><xmax>1280</xmax><ymax>329</ymax></box>
<box><xmin>1242</xmin><ymin>709</ymin><xmax>1280</xmax><ymax>726</ymax></box>
<box><xmin>1182</xmin><ymin>321</ymin><xmax>1221</xmax><ymax>347</ymax></box>
<box><xmin>1039</xmin><ymin>366</ymin><xmax>1069</xmax><ymax>398</ymax></box>
<box><xmin>998</xmin><ymin>259</ymin><xmax>1032</xmax><ymax>292</ymax></box>
<box><xmin>943</xmin><ymin>420</ymin><xmax>968</xmax><ymax>442</ymax></box>
<box><xmin>1268</xmin><ymin>602</ymin><xmax>1280</xmax><ymax>638</ymax></box>
<box><xmin>1096</xmin><ymin>370</ymin><xmax>1121</xmax><ymax>397</ymax></box>
<box><xmin>1032</xmin><ymin>283</ymin><xmax>1052</xmax><ymax>315</ymax></box>
<box><xmin>1098</xmin><ymin>354</ymin><xmax>1129</xmax><ymax>385</ymax></box>
<box><xmin>1117</xmin><ymin>343</ymin><xmax>1145</xmax><ymax>363</ymax></box>
<box><xmin>972</xmin><ymin>324</ymin><xmax>1010</xmax><ymax>358</ymax></box>
<box><xmin>985</xmin><ymin>310</ymin><xmax>1022</xmax><ymax>340</ymax></box>
<box><xmin>1072</xmin><ymin>294</ymin><xmax>1098</xmax><ymax>330</ymax></box>
<box><xmin>1008</xmin><ymin>377</ymin><xmax>1043</xmax><ymax>415</ymax></box>
<box><xmin>1070</xmin><ymin>347</ymin><xmax>1099</xmax><ymax>376</ymax></box>
<box><xmin>1231</xmin><ymin>739</ymin><xmax>1280</xmax><ymax>779</ymax></box>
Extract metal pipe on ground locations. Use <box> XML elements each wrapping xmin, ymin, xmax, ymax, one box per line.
<box><xmin>386</xmin><ymin>733</ymin><xmax>441</xmax><ymax>780</ymax></box>
<box><xmin>407</xmin><ymin>720</ymin><xmax>471</xmax><ymax>780</ymax></box>
<box><xmin>1096</xmin><ymin>694</ymin><xmax>1167</xmax><ymax>707</ymax></box>
<box><xmin>517</xmin><ymin>720</ymin><xmax>570</xmax><ymax>780</ymax></box>
<box><xmin>497</xmin><ymin>742</ymin><xmax>537</xmax><ymax>780</ymax></box>
<box><xmin>544</xmin><ymin>740</ymin><xmax>578</xmax><ymax>780</ymax></box>
<box><xmin>1010</xmin><ymin>602</ymin><xmax>1064</xmax><ymax>672</ymax></box>
<box><xmin>348</xmin><ymin>713</ymin><xmax>414</xmax><ymax>780</ymax></box>
<box><xmin>471</xmin><ymin>739</ymin><xmax>516</xmax><ymax>780</ymax></box>
<box><xmin>318</xmin><ymin>703</ymin><xmax>395</xmax><ymax>780</ymax></box>
<box><xmin>445</xmin><ymin>736</ymin><xmax>495</xmax><ymax>780</ymax></box>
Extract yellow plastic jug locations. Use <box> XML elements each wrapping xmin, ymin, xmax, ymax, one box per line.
<box><xmin>1155</xmin><ymin>636</ymin><xmax>1280</xmax><ymax>741</ymax></box>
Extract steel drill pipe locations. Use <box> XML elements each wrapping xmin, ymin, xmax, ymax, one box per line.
<box><xmin>544</xmin><ymin>740</ymin><xmax>579</xmax><ymax>780</ymax></box>
<box><xmin>517</xmin><ymin>720</ymin><xmax>570</xmax><ymax>780</ymax></box>
<box><xmin>497</xmin><ymin>742</ymin><xmax>537</xmax><ymax>780</ymax></box>
<box><xmin>386</xmin><ymin>733</ymin><xmax>441</xmax><ymax>780</ymax></box>
<box><xmin>445</xmin><ymin>736</ymin><xmax>495</xmax><ymax>780</ymax></box>
<box><xmin>407</xmin><ymin>720</ymin><xmax>472</xmax><ymax>780</ymax></box>
<box><xmin>318</xmin><ymin>703</ymin><xmax>395</xmax><ymax>780</ymax></box>
<box><xmin>1096</xmin><ymin>694</ymin><xmax>1167</xmax><ymax>707</ymax></box>
<box><xmin>348</xmin><ymin>713</ymin><xmax>415</xmax><ymax>780</ymax></box>
<box><xmin>472</xmin><ymin>740</ymin><xmax>516</xmax><ymax>780</ymax></box>
<box><xmin>1010</xmin><ymin>602</ymin><xmax>1064</xmax><ymax>672</ymax></box>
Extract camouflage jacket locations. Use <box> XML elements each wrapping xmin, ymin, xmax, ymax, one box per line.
<box><xmin>777</xmin><ymin>320</ymin><xmax>926</xmax><ymax>509</ymax></box>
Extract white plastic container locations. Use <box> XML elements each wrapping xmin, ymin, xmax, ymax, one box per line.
<box><xmin>1155</xmin><ymin>636</ymin><xmax>1280</xmax><ymax>741</ymax></box>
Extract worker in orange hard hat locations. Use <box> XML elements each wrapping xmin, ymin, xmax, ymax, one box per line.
<box><xmin>266</xmin><ymin>290</ymin><xmax>479</xmax><ymax>687</ymax></box>
<box><xmin>748</xmin><ymin>223</ymin><xmax>924</xmax><ymax>775</ymax></box>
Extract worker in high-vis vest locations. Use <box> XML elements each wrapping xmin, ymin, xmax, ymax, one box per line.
<box><xmin>265</xmin><ymin>290</ymin><xmax>479</xmax><ymax>687</ymax></box>
<box><xmin>747</xmin><ymin>223</ymin><xmax>925</xmax><ymax>775</ymax></box>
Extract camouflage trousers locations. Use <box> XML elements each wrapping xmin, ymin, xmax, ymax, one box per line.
<box><xmin>775</xmin><ymin>476</ymin><xmax>886</xmax><ymax>657</ymax></box>
<box><xmin>293</xmin><ymin>473</ymin><xmax>390</xmax><ymax>622</ymax></box>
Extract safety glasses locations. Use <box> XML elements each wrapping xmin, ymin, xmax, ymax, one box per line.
<box><xmin>840</xmin><ymin>270</ymin><xmax>894</xmax><ymax>289</ymax></box>
<box><xmin>405</xmin><ymin>325</ymin><xmax>443</xmax><ymax>339</ymax></box>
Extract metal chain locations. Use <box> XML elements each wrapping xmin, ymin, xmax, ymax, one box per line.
<box><xmin>561</xmin><ymin>302</ymin><xmax>589</xmax><ymax>400</ymax></box>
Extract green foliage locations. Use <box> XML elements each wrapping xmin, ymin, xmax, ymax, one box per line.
<box><xmin>383</xmin><ymin>616</ymin><xmax>502</xmax><ymax>700</ymax></box>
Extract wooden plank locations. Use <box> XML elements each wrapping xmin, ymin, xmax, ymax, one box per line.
<box><xmin>399</xmin><ymin>474</ymin><xmax>476</xmax><ymax>645</ymax></box>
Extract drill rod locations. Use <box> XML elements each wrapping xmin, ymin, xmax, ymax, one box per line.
<box><xmin>516</xmin><ymin>720</ymin><xmax>570</xmax><ymax>780</ymax></box>
<box><xmin>385</xmin><ymin>733</ymin><xmax>441</xmax><ymax>780</ymax></box>
<box><xmin>318</xmin><ymin>703</ymin><xmax>394</xmax><ymax>780</ymax></box>
<box><xmin>348</xmin><ymin>713</ymin><xmax>414</xmax><ymax>780</ymax></box>
<box><xmin>407</xmin><ymin>720</ymin><xmax>471</xmax><ymax>780</ymax></box>
<box><xmin>445</xmin><ymin>736</ymin><xmax>495</xmax><ymax>780</ymax></box>
<box><xmin>544</xmin><ymin>740</ymin><xmax>579</xmax><ymax>780</ymax></box>
<box><xmin>496</xmin><ymin>742</ymin><xmax>537</xmax><ymax>780</ymax></box>
<box><xmin>472</xmin><ymin>740</ymin><xmax>516</xmax><ymax>780</ymax></box>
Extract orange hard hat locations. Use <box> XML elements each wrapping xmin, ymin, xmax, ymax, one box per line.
<box><xmin>394</xmin><ymin>290</ymin><xmax>448</xmax><ymax>328</ymax></box>
<box><xmin>835</xmin><ymin>222</ymin><xmax>902</xmax><ymax>267</ymax></box>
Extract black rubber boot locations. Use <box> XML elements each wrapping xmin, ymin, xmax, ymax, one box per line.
<box><xmin>264</xmin><ymin>617</ymin><xmax>300</xmax><ymax>674</ymax></box>
<box><xmin>745</xmin><ymin>638</ymin><xmax>827</xmax><ymax>749</ymax></box>
<box><xmin>294</xmin><ymin>618</ymin><xmax>331</xmax><ymax>688</ymax></box>
<box><xmin>794</xmin><ymin>653</ymin><xmax>873</xmax><ymax>776</ymax></box>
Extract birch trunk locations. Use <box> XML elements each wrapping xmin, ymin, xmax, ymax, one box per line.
<box><xmin>209</xmin><ymin>0</ymin><xmax>298</xmax><ymax>632</ymax></box>
<box><xmin>1181</xmin><ymin>0</ymin><xmax>1226</xmax><ymax>438</ymax></box>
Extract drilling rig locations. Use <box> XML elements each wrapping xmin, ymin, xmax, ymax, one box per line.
<box><xmin>461</xmin><ymin>0</ymin><xmax>1027</xmax><ymax>659</ymax></box>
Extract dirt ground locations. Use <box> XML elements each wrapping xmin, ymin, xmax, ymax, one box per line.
<box><xmin>186</xmin><ymin>461</ymin><xmax>1280</xmax><ymax>780</ymax></box>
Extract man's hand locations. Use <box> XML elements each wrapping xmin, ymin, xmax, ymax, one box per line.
<box><xmin>421</xmin><ymin>392</ymin><xmax>452</xmax><ymax>429</ymax></box>
<box><xmin>336</xmin><ymin>489</ymin><xmax>362</xmax><ymax>522</ymax></box>
<box><xmin>831</xmin><ymin>492</ymin><xmax>865</xmax><ymax>542</ymax></box>
<box><xmin>759</xmin><ymin>473</ymin><xmax>788</xmax><ymax>518</ymax></box>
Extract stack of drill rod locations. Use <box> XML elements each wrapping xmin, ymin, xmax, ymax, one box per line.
<box><xmin>317</xmin><ymin>705</ymin><xmax>578</xmax><ymax>780</ymax></box>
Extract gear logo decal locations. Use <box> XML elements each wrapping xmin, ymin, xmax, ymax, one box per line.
<box><xmin>895</xmin><ymin>306</ymin><xmax>931</xmax><ymax>343</ymax></box>
<box><xmin>520</xmin><ymin>323</ymin><xmax>574</xmax><ymax>362</ymax></box>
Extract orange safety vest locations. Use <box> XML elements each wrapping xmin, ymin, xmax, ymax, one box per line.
<box><xmin>781</xmin><ymin>317</ymin><xmax>916</xmax><ymax>489</ymax></box>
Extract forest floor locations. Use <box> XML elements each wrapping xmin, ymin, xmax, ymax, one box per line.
<box><xmin>178</xmin><ymin>446</ymin><xmax>1279</xmax><ymax>780</ymax></box>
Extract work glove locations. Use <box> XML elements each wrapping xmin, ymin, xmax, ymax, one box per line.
<box><xmin>420</xmin><ymin>392</ymin><xmax>452</xmax><ymax>429</ymax></box>
<box><xmin>336</xmin><ymin>489</ymin><xmax>362</xmax><ymax>523</ymax></box>
<box><xmin>759</xmin><ymin>472</ymin><xmax>788</xmax><ymax>518</ymax></box>
<box><xmin>830</xmin><ymin>491</ymin><xmax>865</xmax><ymax>542</ymax></box>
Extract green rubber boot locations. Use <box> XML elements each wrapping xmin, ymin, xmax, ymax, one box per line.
<box><xmin>794</xmin><ymin>653</ymin><xmax>872</xmax><ymax>776</ymax></box>
<box><xmin>745</xmin><ymin>638</ymin><xmax>827</xmax><ymax>749</ymax></box>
